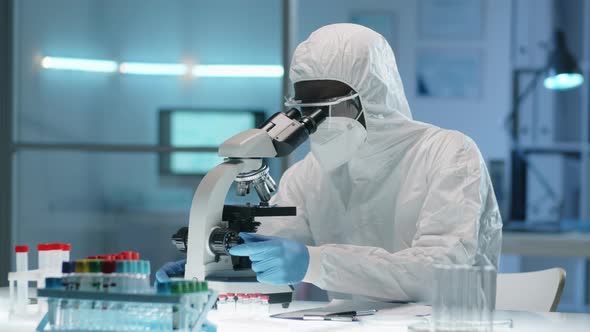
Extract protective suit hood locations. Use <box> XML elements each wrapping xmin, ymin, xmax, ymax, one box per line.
<box><xmin>290</xmin><ymin>24</ymin><xmax>421</xmax><ymax>163</ymax></box>
<box><xmin>290</xmin><ymin>23</ymin><xmax>411</xmax><ymax>119</ymax></box>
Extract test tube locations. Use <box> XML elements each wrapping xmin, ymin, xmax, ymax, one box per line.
<box><xmin>236</xmin><ymin>293</ymin><xmax>248</xmax><ymax>314</ymax></box>
<box><xmin>125</xmin><ymin>260</ymin><xmax>134</xmax><ymax>293</ymax></box>
<box><xmin>88</xmin><ymin>260</ymin><xmax>103</xmax><ymax>291</ymax></box>
<box><xmin>432</xmin><ymin>264</ymin><xmax>451</xmax><ymax>327</ymax></box>
<box><xmin>48</xmin><ymin>243</ymin><xmax>63</xmax><ymax>273</ymax></box>
<box><xmin>259</xmin><ymin>295</ymin><xmax>270</xmax><ymax>315</ymax></box>
<box><xmin>114</xmin><ymin>260</ymin><xmax>126</xmax><ymax>293</ymax></box>
<box><xmin>87</xmin><ymin>260</ymin><xmax>102</xmax><ymax>329</ymax></box>
<box><xmin>62</xmin><ymin>243</ymin><xmax>71</xmax><ymax>263</ymax></box>
<box><xmin>246</xmin><ymin>294</ymin><xmax>255</xmax><ymax>314</ymax></box>
<box><xmin>38</xmin><ymin>243</ymin><xmax>50</xmax><ymax>271</ymax></box>
<box><xmin>457</xmin><ymin>265</ymin><xmax>467</xmax><ymax>326</ymax></box>
<box><xmin>76</xmin><ymin>260</ymin><xmax>91</xmax><ymax>291</ymax></box>
<box><xmin>199</xmin><ymin>282</ymin><xmax>208</xmax><ymax>312</ymax></box>
<box><xmin>251</xmin><ymin>293</ymin><xmax>261</xmax><ymax>316</ymax></box>
<box><xmin>155</xmin><ymin>282</ymin><xmax>172</xmax><ymax>330</ymax></box>
<box><xmin>130</xmin><ymin>261</ymin><xmax>140</xmax><ymax>293</ymax></box>
<box><xmin>45</xmin><ymin>277</ymin><xmax>63</xmax><ymax>328</ymax></box>
<box><xmin>61</xmin><ymin>261</ymin><xmax>73</xmax><ymax>290</ymax></box>
<box><xmin>226</xmin><ymin>293</ymin><xmax>236</xmax><ymax>313</ymax></box>
<box><xmin>140</xmin><ymin>260</ymin><xmax>151</xmax><ymax>292</ymax></box>
<box><xmin>102</xmin><ymin>260</ymin><xmax>116</xmax><ymax>292</ymax></box>
<box><xmin>464</xmin><ymin>265</ymin><xmax>475</xmax><ymax>324</ymax></box>
<box><xmin>100</xmin><ymin>261</ymin><xmax>117</xmax><ymax>330</ymax></box>
<box><xmin>117</xmin><ymin>261</ymin><xmax>130</xmax><ymax>293</ymax></box>
<box><xmin>71</xmin><ymin>260</ymin><xmax>88</xmax><ymax>329</ymax></box>
<box><xmin>481</xmin><ymin>265</ymin><xmax>497</xmax><ymax>326</ymax></box>
<box><xmin>72</xmin><ymin>260</ymin><xmax>84</xmax><ymax>290</ymax></box>
<box><xmin>15</xmin><ymin>245</ymin><xmax>29</xmax><ymax>308</ymax></box>
<box><xmin>47</xmin><ymin>244</ymin><xmax>55</xmax><ymax>272</ymax></box>
<box><xmin>217</xmin><ymin>295</ymin><xmax>228</xmax><ymax>313</ymax></box>
<box><xmin>170</xmin><ymin>282</ymin><xmax>183</xmax><ymax>330</ymax></box>
<box><xmin>60</xmin><ymin>262</ymin><xmax>73</xmax><ymax>329</ymax></box>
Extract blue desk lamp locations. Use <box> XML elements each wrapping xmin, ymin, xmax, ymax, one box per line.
<box><xmin>543</xmin><ymin>30</ymin><xmax>584</xmax><ymax>90</ymax></box>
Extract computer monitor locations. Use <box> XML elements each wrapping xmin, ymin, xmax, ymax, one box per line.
<box><xmin>159</xmin><ymin>108</ymin><xmax>266</xmax><ymax>176</ymax></box>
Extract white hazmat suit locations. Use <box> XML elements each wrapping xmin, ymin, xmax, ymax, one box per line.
<box><xmin>258</xmin><ymin>23</ymin><xmax>503</xmax><ymax>302</ymax></box>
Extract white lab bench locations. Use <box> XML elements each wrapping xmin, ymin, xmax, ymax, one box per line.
<box><xmin>502</xmin><ymin>231</ymin><xmax>590</xmax><ymax>257</ymax></box>
<box><xmin>1</xmin><ymin>288</ymin><xmax>590</xmax><ymax>332</ymax></box>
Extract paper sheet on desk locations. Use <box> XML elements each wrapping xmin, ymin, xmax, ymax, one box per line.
<box><xmin>271</xmin><ymin>299</ymin><xmax>431</xmax><ymax>320</ymax></box>
<box><xmin>359</xmin><ymin>303</ymin><xmax>431</xmax><ymax>327</ymax></box>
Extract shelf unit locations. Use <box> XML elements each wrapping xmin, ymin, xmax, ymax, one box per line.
<box><xmin>509</xmin><ymin>0</ymin><xmax>590</xmax><ymax>224</ymax></box>
<box><xmin>505</xmin><ymin>0</ymin><xmax>590</xmax><ymax>313</ymax></box>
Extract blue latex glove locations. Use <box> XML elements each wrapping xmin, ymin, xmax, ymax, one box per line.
<box><xmin>155</xmin><ymin>259</ymin><xmax>186</xmax><ymax>283</ymax></box>
<box><xmin>229</xmin><ymin>232</ymin><xmax>309</xmax><ymax>285</ymax></box>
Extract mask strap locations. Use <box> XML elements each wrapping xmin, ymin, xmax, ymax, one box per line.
<box><xmin>353</xmin><ymin>106</ymin><xmax>365</xmax><ymax>122</ymax></box>
<box><xmin>284</xmin><ymin>92</ymin><xmax>359</xmax><ymax>107</ymax></box>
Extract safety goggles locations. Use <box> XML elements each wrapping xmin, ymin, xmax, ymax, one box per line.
<box><xmin>284</xmin><ymin>92</ymin><xmax>364</xmax><ymax>120</ymax></box>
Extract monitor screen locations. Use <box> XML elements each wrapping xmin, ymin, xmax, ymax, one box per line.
<box><xmin>159</xmin><ymin>109</ymin><xmax>265</xmax><ymax>175</ymax></box>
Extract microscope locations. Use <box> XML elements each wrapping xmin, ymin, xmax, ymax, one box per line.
<box><xmin>171</xmin><ymin>107</ymin><xmax>326</xmax><ymax>305</ymax></box>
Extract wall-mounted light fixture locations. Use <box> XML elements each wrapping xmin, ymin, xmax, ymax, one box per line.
<box><xmin>41</xmin><ymin>56</ymin><xmax>118</xmax><ymax>73</ymax></box>
<box><xmin>40</xmin><ymin>56</ymin><xmax>284</xmax><ymax>78</ymax></box>
<box><xmin>192</xmin><ymin>65</ymin><xmax>284</xmax><ymax>78</ymax></box>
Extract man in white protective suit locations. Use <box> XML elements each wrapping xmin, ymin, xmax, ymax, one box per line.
<box><xmin>229</xmin><ymin>23</ymin><xmax>503</xmax><ymax>301</ymax></box>
<box><xmin>158</xmin><ymin>23</ymin><xmax>503</xmax><ymax>302</ymax></box>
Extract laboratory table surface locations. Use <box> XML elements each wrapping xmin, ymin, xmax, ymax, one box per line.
<box><xmin>502</xmin><ymin>231</ymin><xmax>590</xmax><ymax>257</ymax></box>
<box><xmin>1</xmin><ymin>288</ymin><xmax>590</xmax><ymax>331</ymax></box>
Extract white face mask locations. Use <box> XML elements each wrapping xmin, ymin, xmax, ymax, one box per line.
<box><xmin>310</xmin><ymin>116</ymin><xmax>367</xmax><ymax>171</ymax></box>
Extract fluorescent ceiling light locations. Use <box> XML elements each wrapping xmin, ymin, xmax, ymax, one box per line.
<box><xmin>192</xmin><ymin>65</ymin><xmax>284</xmax><ymax>78</ymax></box>
<box><xmin>119</xmin><ymin>62</ymin><xmax>188</xmax><ymax>76</ymax></box>
<box><xmin>41</xmin><ymin>56</ymin><xmax>118</xmax><ymax>73</ymax></box>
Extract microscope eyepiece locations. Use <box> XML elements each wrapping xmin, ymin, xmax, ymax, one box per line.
<box><xmin>253</xmin><ymin>107</ymin><xmax>328</xmax><ymax>157</ymax></box>
<box><xmin>283</xmin><ymin>107</ymin><xmax>328</xmax><ymax>135</ymax></box>
<box><xmin>284</xmin><ymin>108</ymin><xmax>301</xmax><ymax>120</ymax></box>
<box><xmin>300</xmin><ymin>108</ymin><xmax>328</xmax><ymax>135</ymax></box>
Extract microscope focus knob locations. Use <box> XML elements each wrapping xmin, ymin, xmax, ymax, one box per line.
<box><xmin>208</xmin><ymin>228</ymin><xmax>242</xmax><ymax>256</ymax></box>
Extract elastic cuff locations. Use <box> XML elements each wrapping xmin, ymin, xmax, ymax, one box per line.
<box><xmin>302</xmin><ymin>246</ymin><xmax>322</xmax><ymax>284</ymax></box>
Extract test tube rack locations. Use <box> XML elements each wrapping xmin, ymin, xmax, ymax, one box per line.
<box><xmin>8</xmin><ymin>269</ymin><xmax>62</xmax><ymax>318</ymax></box>
<box><xmin>35</xmin><ymin>288</ymin><xmax>218</xmax><ymax>332</ymax></box>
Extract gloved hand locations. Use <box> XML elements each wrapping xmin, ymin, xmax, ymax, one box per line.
<box><xmin>155</xmin><ymin>259</ymin><xmax>186</xmax><ymax>283</ymax></box>
<box><xmin>229</xmin><ymin>232</ymin><xmax>309</xmax><ymax>285</ymax></box>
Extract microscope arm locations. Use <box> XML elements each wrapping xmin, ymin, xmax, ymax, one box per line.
<box><xmin>185</xmin><ymin>158</ymin><xmax>263</xmax><ymax>280</ymax></box>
